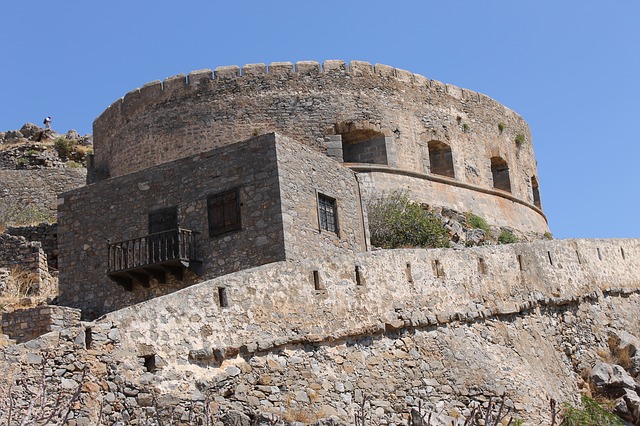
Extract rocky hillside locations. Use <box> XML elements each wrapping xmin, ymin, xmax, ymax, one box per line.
<box><xmin>0</xmin><ymin>122</ymin><xmax>90</xmax><ymax>228</ymax></box>
<box><xmin>0</xmin><ymin>123</ymin><xmax>90</xmax><ymax>319</ymax></box>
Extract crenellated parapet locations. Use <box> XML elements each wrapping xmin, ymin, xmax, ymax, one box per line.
<box><xmin>91</xmin><ymin>60</ymin><xmax>546</xmax><ymax>235</ymax></box>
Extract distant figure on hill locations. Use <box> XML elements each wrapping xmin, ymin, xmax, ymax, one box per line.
<box><xmin>43</xmin><ymin>116</ymin><xmax>51</xmax><ymax>130</ymax></box>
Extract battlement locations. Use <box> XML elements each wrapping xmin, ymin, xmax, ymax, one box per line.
<box><xmin>98</xmin><ymin>60</ymin><xmax>511</xmax><ymax>121</ymax></box>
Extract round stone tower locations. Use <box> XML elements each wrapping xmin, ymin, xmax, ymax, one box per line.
<box><xmin>90</xmin><ymin>60</ymin><xmax>548</xmax><ymax>236</ymax></box>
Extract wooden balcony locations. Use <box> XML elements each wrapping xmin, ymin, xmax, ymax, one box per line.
<box><xmin>107</xmin><ymin>228</ymin><xmax>202</xmax><ymax>291</ymax></box>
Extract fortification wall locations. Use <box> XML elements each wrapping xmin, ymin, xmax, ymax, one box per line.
<box><xmin>3</xmin><ymin>239</ymin><xmax>640</xmax><ymax>424</ymax></box>
<box><xmin>5</xmin><ymin>223</ymin><xmax>58</xmax><ymax>269</ymax></box>
<box><xmin>0</xmin><ymin>233</ymin><xmax>48</xmax><ymax>282</ymax></box>
<box><xmin>0</xmin><ymin>305</ymin><xmax>80</xmax><ymax>344</ymax></box>
<box><xmin>91</xmin><ymin>60</ymin><xmax>543</xmax><ymax>233</ymax></box>
<box><xmin>105</xmin><ymin>239</ymin><xmax>639</xmax><ymax>364</ymax></box>
<box><xmin>0</xmin><ymin>168</ymin><xmax>86</xmax><ymax>221</ymax></box>
<box><xmin>356</xmin><ymin>167</ymin><xmax>547</xmax><ymax>235</ymax></box>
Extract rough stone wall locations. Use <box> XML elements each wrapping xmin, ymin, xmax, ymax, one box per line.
<box><xmin>0</xmin><ymin>168</ymin><xmax>86</xmax><ymax>220</ymax></box>
<box><xmin>275</xmin><ymin>134</ymin><xmax>367</xmax><ymax>259</ymax></box>
<box><xmin>91</xmin><ymin>60</ymin><xmax>544</xmax><ymax>234</ymax></box>
<box><xmin>2</xmin><ymin>238</ymin><xmax>640</xmax><ymax>425</ymax></box>
<box><xmin>0</xmin><ymin>233</ymin><xmax>48</xmax><ymax>281</ymax></box>
<box><xmin>5</xmin><ymin>223</ymin><xmax>58</xmax><ymax>269</ymax></box>
<box><xmin>58</xmin><ymin>134</ymin><xmax>287</xmax><ymax>318</ymax></box>
<box><xmin>356</xmin><ymin>168</ymin><xmax>548</xmax><ymax>236</ymax></box>
<box><xmin>0</xmin><ymin>305</ymin><xmax>80</xmax><ymax>343</ymax></box>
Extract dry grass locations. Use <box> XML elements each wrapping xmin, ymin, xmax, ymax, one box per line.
<box><xmin>607</xmin><ymin>335</ymin><xmax>634</xmax><ymax>370</ymax></box>
<box><xmin>0</xmin><ymin>266</ymin><xmax>56</xmax><ymax>313</ymax></box>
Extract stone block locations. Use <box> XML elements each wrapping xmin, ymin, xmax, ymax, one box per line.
<box><xmin>268</xmin><ymin>62</ymin><xmax>293</xmax><ymax>75</ymax></box>
<box><xmin>242</xmin><ymin>63</ymin><xmax>267</xmax><ymax>76</ymax></box>
<box><xmin>188</xmin><ymin>69</ymin><xmax>213</xmax><ymax>85</ymax></box>
<box><xmin>214</xmin><ymin>65</ymin><xmax>240</xmax><ymax>79</ymax></box>
<box><xmin>374</xmin><ymin>63</ymin><xmax>395</xmax><ymax>77</ymax></box>
<box><xmin>296</xmin><ymin>60</ymin><xmax>320</xmax><ymax>74</ymax></box>
<box><xmin>349</xmin><ymin>60</ymin><xmax>373</xmax><ymax>76</ymax></box>
<box><xmin>323</xmin><ymin>60</ymin><xmax>346</xmax><ymax>72</ymax></box>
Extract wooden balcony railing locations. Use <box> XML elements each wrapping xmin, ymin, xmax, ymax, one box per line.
<box><xmin>107</xmin><ymin>228</ymin><xmax>201</xmax><ymax>290</ymax></box>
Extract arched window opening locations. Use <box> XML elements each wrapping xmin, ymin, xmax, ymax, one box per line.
<box><xmin>427</xmin><ymin>140</ymin><xmax>455</xmax><ymax>178</ymax></box>
<box><xmin>491</xmin><ymin>157</ymin><xmax>511</xmax><ymax>193</ymax></box>
<box><xmin>335</xmin><ymin>122</ymin><xmax>388</xmax><ymax>165</ymax></box>
<box><xmin>531</xmin><ymin>176</ymin><xmax>541</xmax><ymax>208</ymax></box>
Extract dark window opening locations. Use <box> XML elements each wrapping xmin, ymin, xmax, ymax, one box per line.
<box><xmin>491</xmin><ymin>157</ymin><xmax>511</xmax><ymax>193</ymax></box>
<box><xmin>313</xmin><ymin>270</ymin><xmax>323</xmax><ymax>290</ymax></box>
<box><xmin>621</xmin><ymin>247</ymin><xmax>626</xmax><ymax>260</ymax></box>
<box><xmin>576</xmin><ymin>251</ymin><xmax>582</xmax><ymax>264</ymax></box>
<box><xmin>547</xmin><ymin>251</ymin><xmax>553</xmax><ymax>266</ymax></box>
<box><xmin>85</xmin><ymin>327</ymin><xmax>93</xmax><ymax>349</ymax></box>
<box><xmin>317</xmin><ymin>193</ymin><xmax>338</xmax><ymax>234</ymax></box>
<box><xmin>517</xmin><ymin>254</ymin><xmax>524</xmax><ymax>271</ymax></box>
<box><xmin>218</xmin><ymin>287</ymin><xmax>229</xmax><ymax>308</ymax></box>
<box><xmin>208</xmin><ymin>189</ymin><xmax>241</xmax><ymax>237</ymax></box>
<box><xmin>355</xmin><ymin>265</ymin><xmax>364</xmax><ymax>286</ymax></box>
<box><xmin>335</xmin><ymin>122</ymin><xmax>388</xmax><ymax>165</ymax></box>
<box><xmin>597</xmin><ymin>248</ymin><xmax>602</xmax><ymax>260</ymax></box>
<box><xmin>405</xmin><ymin>262</ymin><xmax>413</xmax><ymax>283</ymax></box>
<box><xmin>531</xmin><ymin>176</ymin><xmax>541</xmax><ymax>208</ymax></box>
<box><xmin>433</xmin><ymin>259</ymin><xmax>444</xmax><ymax>278</ymax></box>
<box><xmin>142</xmin><ymin>355</ymin><xmax>157</xmax><ymax>373</ymax></box>
<box><xmin>478</xmin><ymin>257</ymin><xmax>487</xmax><ymax>275</ymax></box>
<box><xmin>428</xmin><ymin>140</ymin><xmax>455</xmax><ymax>178</ymax></box>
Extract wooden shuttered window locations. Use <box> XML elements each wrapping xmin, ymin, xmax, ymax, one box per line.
<box><xmin>208</xmin><ymin>189</ymin><xmax>241</xmax><ymax>237</ymax></box>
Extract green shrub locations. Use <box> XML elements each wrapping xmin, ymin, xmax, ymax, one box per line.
<box><xmin>515</xmin><ymin>133</ymin><xmax>526</xmax><ymax>145</ymax></box>
<box><xmin>498</xmin><ymin>230</ymin><xmax>518</xmax><ymax>244</ymax></box>
<box><xmin>16</xmin><ymin>158</ymin><xmax>29</xmax><ymax>167</ymax></box>
<box><xmin>462</xmin><ymin>123</ymin><xmax>470</xmax><ymax>132</ymax></box>
<box><xmin>562</xmin><ymin>395</ymin><xmax>623</xmax><ymax>426</ymax></box>
<box><xmin>54</xmin><ymin>137</ymin><xmax>76</xmax><ymax>159</ymax></box>
<box><xmin>66</xmin><ymin>160</ymin><xmax>82</xmax><ymax>168</ymax></box>
<box><xmin>498</xmin><ymin>122</ymin><xmax>505</xmax><ymax>133</ymax></box>
<box><xmin>367</xmin><ymin>191</ymin><xmax>450</xmax><ymax>249</ymax></box>
<box><xmin>465</xmin><ymin>212</ymin><xmax>490</xmax><ymax>232</ymax></box>
<box><xmin>543</xmin><ymin>231</ymin><xmax>553</xmax><ymax>240</ymax></box>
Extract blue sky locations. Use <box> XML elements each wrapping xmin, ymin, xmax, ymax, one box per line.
<box><xmin>1</xmin><ymin>1</ymin><xmax>639</xmax><ymax>239</ymax></box>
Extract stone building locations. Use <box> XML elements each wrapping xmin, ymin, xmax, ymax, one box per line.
<box><xmin>58</xmin><ymin>60</ymin><xmax>549</xmax><ymax>318</ymax></box>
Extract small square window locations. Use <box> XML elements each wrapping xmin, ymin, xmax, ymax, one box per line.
<box><xmin>317</xmin><ymin>193</ymin><xmax>338</xmax><ymax>234</ymax></box>
<box><xmin>208</xmin><ymin>189</ymin><xmax>241</xmax><ymax>237</ymax></box>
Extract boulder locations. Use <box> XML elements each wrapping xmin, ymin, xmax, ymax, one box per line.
<box><xmin>5</xmin><ymin>130</ymin><xmax>23</xmax><ymax>140</ymax></box>
<box><xmin>20</xmin><ymin>123</ymin><xmax>42</xmax><ymax>139</ymax></box>
<box><xmin>591</xmin><ymin>361</ymin><xmax>637</xmax><ymax>396</ymax></box>
<box><xmin>66</xmin><ymin>129</ymin><xmax>80</xmax><ymax>140</ymax></box>
<box><xmin>623</xmin><ymin>388</ymin><xmax>640</xmax><ymax>423</ymax></box>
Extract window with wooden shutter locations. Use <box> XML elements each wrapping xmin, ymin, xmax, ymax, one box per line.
<box><xmin>208</xmin><ymin>189</ymin><xmax>241</xmax><ymax>237</ymax></box>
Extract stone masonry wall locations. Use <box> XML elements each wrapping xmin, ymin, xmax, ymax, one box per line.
<box><xmin>1</xmin><ymin>305</ymin><xmax>81</xmax><ymax>343</ymax></box>
<box><xmin>5</xmin><ymin>223</ymin><xmax>58</xmax><ymax>269</ymax></box>
<box><xmin>2</xmin><ymin>238</ymin><xmax>640</xmax><ymax>425</ymax></box>
<box><xmin>356</xmin><ymin>168</ymin><xmax>548</xmax><ymax>236</ymax></box>
<box><xmin>58</xmin><ymin>134</ymin><xmax>287</xmax><ymax>318</ymax></box>
<box><xmin>275</xmin><ymin>134</ymin><xmax>367</xmax><ymax>258</ymax></box>
<box><xmin>0</xmin><ymin>233</ymin><xmax>48</xmax><ymax>283</ymax></box>
<box><xmin>0</xmin><ymin>168</ymin><xmax>86</xmax><ymax>221</ymax></box>
<box><xmin>91</xmin><ymin>60</ymin><xmax>544</xmax><ymax>234</ymax></box>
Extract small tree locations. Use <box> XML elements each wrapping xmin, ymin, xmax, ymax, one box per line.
<box><xmin>366</xmin><ymin>192</ymin><xmax>449</xmax><ymax>249</ymax></box>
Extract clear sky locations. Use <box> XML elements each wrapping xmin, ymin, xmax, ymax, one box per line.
<box><xmin>1</xmin><ymin>1</ymin><xmax>638</xmax><ymax>239</ymax></box>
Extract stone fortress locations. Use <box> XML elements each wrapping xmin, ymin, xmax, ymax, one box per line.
<box><xmin>2</xmin><ymin>60</ymin><xmax>640</xmax><ymax>425</ymax></box>
<box><xmin>59</xmin><ymin>59</ymin><xmax>548</xmax><ymax>318</ymax></box>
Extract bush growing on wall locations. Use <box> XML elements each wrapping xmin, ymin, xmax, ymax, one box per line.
<box><xmin>366</xmin><ymin>191</ymin><xmax>450</xmax><ymax>249</ymax></box>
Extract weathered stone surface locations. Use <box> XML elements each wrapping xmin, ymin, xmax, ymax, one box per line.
<box><xmin>591</xmin><ymin>361</ymin><xmax>637</xmax><ymax>393</ymax></box>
